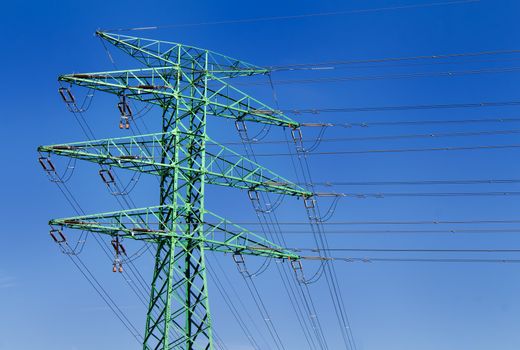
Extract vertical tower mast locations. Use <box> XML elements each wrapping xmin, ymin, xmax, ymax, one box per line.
<box><xmin>147</xmin><ymin>50</ymin><xmax>211</xmax><ymax>349</ymax></box>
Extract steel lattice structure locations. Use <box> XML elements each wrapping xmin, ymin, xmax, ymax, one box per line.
<box><xmin>39</xmin><ymin>32</ymin><xmax>312</xmax><ymax>349</ymax></box>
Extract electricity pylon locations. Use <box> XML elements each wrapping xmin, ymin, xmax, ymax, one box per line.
<box><xmin>39</xmin><ymin>32</ymin><xmax>312</xmax><ymax>349</ymax></box>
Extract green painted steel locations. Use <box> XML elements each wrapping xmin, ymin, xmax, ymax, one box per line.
<box><xmin>38</xmin><ymin>131</ymin><xmax>311</xmax><ymax>197</ymax></box>
<box><xmin>49</xmin><ymin>205</ymin><xmax>299</xmax><ymax>259</ymax></box>
<box><xmin>41</xmin><ymin>32</ymin><xmax>306</xmax><ymax>350</ymax></box>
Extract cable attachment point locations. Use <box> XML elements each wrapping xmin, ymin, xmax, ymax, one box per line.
<box><xmin>235</xmin><ymin>119</ymin><xmax>251</xmax><ymax>141</ymax></box>
<box><xmin>232</xmin><ymin>253</ymin><xmax>248</xmax><ymax>275</ymax></box>
<box><xmin>290</xmin><ymin>259</ymin><xmax>305</xmax><ymax>282</ymax></box>
<box><xmin>247</xmin><ymin>189</ymin><xmax>260</xmax><ymax>201</ymax></box>
<box><xmin>291</xmin><ymin>127</ymin><xmax>305</xmax><ymax>152</ymax></box>
<box><xmin>99</xmin><ymin>168</ymin><xmax>116</xmax><ymax>187</ymax></box>
<box><xmin>304</xmin><ymin>196</ymin><xmax>316</xmax><ymax>209</ymax></box>
<box><xmin>58</xmin><ymin>87</ymin><xmax>76</xmax><ymax>104</ymax></box>
<box><xmin>111</xmin><ymin>236</ymin><xmax>126</xmax><ymax>273</ymax></box>
<box><xmin>291</xmin><ymin>127</ymin><xmax>303</xmax><ymax>142</ymax></box>
<box><xmin>117</xmin><ymin>95</ymin><xmax>133</xmax><ymax>129</ymax></box>
<box><xmin>49</xmin><ymin>228</ymin><xmax>67</xmax><ymax>243</ymax></box>
<box><xmin>235</xmin><ymin>119</ymin><xmax>247</xmax><ymax>132</ymax></box>
<box><xmin>248</xmin><ymin>189</ymin><xmax>266</xmax><ymax>212</ymax></box>
<box><xmin>38</xmin><ymin>156</ymin><xmax>56</xmax><ymax>173</ymax></box>
<box><xmin>58</xmin><ymin>87</ymin><xmax>84</xmax><ymax>113</ymax></box>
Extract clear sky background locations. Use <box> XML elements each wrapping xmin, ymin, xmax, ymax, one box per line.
<box><xmin>3</xmin><ymin>0</ymin><xmax>520</xmax><ymax>349</ymax></box>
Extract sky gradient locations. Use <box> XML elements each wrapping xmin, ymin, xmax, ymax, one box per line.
<box><xmin>2</xmin><ymin>1</ymin><xmax>520</xmax><ymax>349</ymax></box>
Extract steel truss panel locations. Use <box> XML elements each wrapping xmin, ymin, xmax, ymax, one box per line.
<box><xmin>38</xmin><ymin>131</ymin><xmax>310</xmax><ymax>197</ymax></box>
<box><xmin>50</xmin><ymin>205</ymin><xmax>299</xmax><ymax>260</ymax></box>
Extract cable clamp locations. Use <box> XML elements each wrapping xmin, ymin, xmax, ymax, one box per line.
<box><xmin>252</xmin><ymin>109</ymin><xmax>277</xmax><ymax>116</ymax></box>
<box><xmin>113</xmin><ymin>259</ymin><xmax>123</xmax><ymax>273</ymax></box>
<box><xmin>119</xmin><ymin>116</ymin><xmax>130</xmax><ymax>129</ymax></box>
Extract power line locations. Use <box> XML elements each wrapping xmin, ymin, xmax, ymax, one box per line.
<box><xmin>300</xmin><ymin>117</ymin><xmax>520</xmax><ymax>128</ymax></box>
<box><xmin>247</xmin><ymin>228</ymin><xmax>520</xmax><ymax>234</ymax></box>
<box><xmin>285</xmin><ymin>100</ymin><xmax>520</xmax><ymax>114</ymax></box>
<box><xmin>231</xmin><ymin>74</ymin><xmax>323</xmax><ymax>350</ymax></box>
<box><xmin>270</xmin><ymin>56</ymin><xmax>520</xmax><ymax>72</ymax></box>
<box><xmin>63</xmin><ymin>251</ymin><xmax>143</xmax><ymax>343</ymax></box>
<box><xmin>247</xmin><ymin>144</ymin><xmax>520</xmax><ymax>156</ymax></box>
<box><xmin>108</xmin><ymin>0</ymin><xmax>479</xmax><ymax>31</ymax></box>
<box><xmin>297</xmin><ymin>179</ymin><xmax>520</xmax><ymax>187</ymax></box>
<box><xmin>54</xmin><ymin>226</ymin><xmax>520</xmax><ymax>234</ymax></box>
<box><xmin>270</xmin><ymin>48</ymin><xmax>520</xmax><ymax>70</ymax></box>
<box><xmin>292</xmin><ymin>248</ymin><xmax>520</xmax><ymax>253</ymax></box>
<box><xmin>265</xmin><ymin>62</ymin><xmax>357</xmax><ymax>348</ymax></box>
<box><xmin>302</xmin><ymin>256</ymin><xmax>520</xmax><ymax>264</ymax></box>
<box><xmin>239</xmin><ymin>270</ymin><xmax>288</xmax><ymax>350</ymax></box>
<box><xmin>207</xmin><ymin>262</ymin><xmax>264</xmax><ymax>350</ymax></box>
<box><xmin>315</xmin><ymin>191</ymin><xmax>520</xmax><ymax>198</ymax></box>
<box><xmin>238</xmin><ymin>81</ymin><xmax>330</xmax><ymax>349</ymax></box>
<box><xmin>218</xmin><ymin>129</ymin><xmax>520</xmax><ymax>146</ymax></box>
<box><xmin>280</xmin><ymin>90</ymin><xmax>358</xmax><ymax>350</ymax></box>
<box><xmin>104</xmin><ymin>64</ymin><xmax>520</xmax><ymax>84</ymax></box>
<box><xmin>99</xmin><ymin>219</ymin><xmax>520</xmax><ymax>226</ymax></box>
<box><xmin>237</xmin><ymin>66</ymin><xmax>520</xmax><ymax>86</ymax></box>
<box><xmin>226</xmin><ymin>219</ymin><xmax>520</xmax><ymax>225</ymax></box>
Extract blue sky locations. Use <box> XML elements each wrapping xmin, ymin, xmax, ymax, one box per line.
<box><xmin>3</xmin><ymin>0</ymin><xmax>520</xmax><ymax>349</ymax></box>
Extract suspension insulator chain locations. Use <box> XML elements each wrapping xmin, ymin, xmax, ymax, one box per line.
<box><xmin>247</xmin><ymin>189</ymin><xmax>264</xmax><ymax>213</ymax></box>
<box><xmin>235</xmin><ymin>119</ymin><xmax>249</xmax><ymax>140</ymax></box>
<box><xmin>232</xmin><ymin>253</ymin><xmax>249</xmax><ymax>275</ymax></box>
<box><xmin>304</xmin><ymin>196</ymin><xmax>316</xmax><ymax>209</ymax></box>
<box><xmin>111</xmin><ymin>236</ymin><xmax>127</xmax><ymax>273</ymax></box>
<box><xmin>38</xmin><ymin>154</ymin><xmax>62</xmax><ymax>183</ymax></box>
<box><xmin>58</xmin><ymin>87</ymin><xmax>75</xmax><ymax>104</ymax></box>
<box><xmin>39</xmin><ymin>156</ymin><xmax>56</xmax><ymax>173</ymax></box>
<box><xmin>291</xmin><ymin>127</ymin><xmax>305</xmax><ymax>152</ymax></box>
<box><xmin>49</xmin><ymin>227</ymin><xmax>67</xmax><ymax>244</ymax></box>
<box><xmin>58</xmin><ymin>87</ymin><xmax>81</xmax><ymax>113</ymax></box>
<box><xmin>117</xmin><ymin>95</ymin><xmax>133</xmax><ymax>129</ymax></box>
<box><xmin>99</xmin><ymin>168</ymin><xmax>116</xmax><ymax>188</ymax></box>
<box><xmin>49</xmin><ymin>226</ymin><xmax>74</xmax><ymax>255</ymax></box>
<box><xmin>290</xmin><ymin>259</ymin><xmax>305</xmax><ymax>283</ymax></box>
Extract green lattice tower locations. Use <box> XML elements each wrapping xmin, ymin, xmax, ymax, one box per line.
<box><xmin>39</xmin><ymin>32</ymin><xmax>312</xmax><ymax>350</ymax></box>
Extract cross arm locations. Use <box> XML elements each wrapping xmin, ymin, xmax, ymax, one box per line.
<box><xmin>50</xmin><ymin>205</ymin><xmax>300</xmax><ymax>260</ymax></box>
<box><xmin>96</xmin><ymin>31</ymin><xmax>270</xmax><ymax>79</ymax></box>
<box><xmin>58</xmin><ymin>67</ymin><xmax>299</xmax><ymax>128</ymax></box>
<box><xmin>37</xmin><ymin>131</ymin><xmax>312</xmax><ymax>197</ymax></box>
